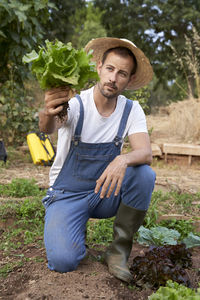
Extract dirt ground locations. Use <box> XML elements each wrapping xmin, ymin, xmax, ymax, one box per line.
<box><xmin>1</xmin><ymin>106</ymin><xmax>200</xmax><ymax>300</ymax></box>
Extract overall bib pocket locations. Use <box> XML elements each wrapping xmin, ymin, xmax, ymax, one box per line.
<box><xmin>74</xmin><ymin>153</ymin><xmax>114</xmax><ymax>181</ymax></box>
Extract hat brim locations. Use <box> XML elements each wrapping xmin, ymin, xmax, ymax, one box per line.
<box><xmin>85</xmin><ymin>37</ymin><xmax>153</xmax><ymax>90</ymax></box>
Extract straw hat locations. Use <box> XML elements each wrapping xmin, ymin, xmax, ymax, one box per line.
<box><xmin>85</xmin><ymin>37</ymin><xmax>153</xmax><ymax>90</ymax></box>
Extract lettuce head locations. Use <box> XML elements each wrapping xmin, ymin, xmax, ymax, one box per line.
<box><xmin>23</xmin><ymin>40</ymin><xmax>99</xmax><ymax>91</ymax></box>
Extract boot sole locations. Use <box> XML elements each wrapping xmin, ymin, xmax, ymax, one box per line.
<box><xmin>108</xmin><ymin>265</ymin><xmax>133</xmax><ymax>283</ymax></box>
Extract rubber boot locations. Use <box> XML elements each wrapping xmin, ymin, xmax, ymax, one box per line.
<box><xmin>105</xmin><ymin>202</ymin><xmax>146</xmax><ymax>283</ymax></box>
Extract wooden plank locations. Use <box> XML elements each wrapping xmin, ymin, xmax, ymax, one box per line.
<box><xmin>162</xmin><ymin>143</ymin><xmax>200</xmax><ymax>156</ymax></box>
<box><xmin>151</xmin><ymin>143</ymin><xmax>162</xmax><ymax>156</ymax></box>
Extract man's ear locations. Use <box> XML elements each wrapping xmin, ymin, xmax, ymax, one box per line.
<box><xmin>127</xmin><ymin>74</ymin><xmax>136</xmax><ymax>88</ymax></box>
<box><xmin>129</xmin><ymin>74</ymin><xmax>136</xmax><ymax>83</ymax></box>
<box><xmin>97</xmin><ymin>61</ymin><xmax>102</xmax><ymax>76</ymax></box>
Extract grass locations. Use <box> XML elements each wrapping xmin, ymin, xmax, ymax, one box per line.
<box><xmin>0</xmin><ymin>178</ymin><xmax>41</xmax><ymax>198</ymax></box>
<box><xmin>0</xmin><ymin>178</ymin><xmax>45</xmax><ymax>252</ymax></box>
<box><xmin>0</xmin><ymin>261</ymin><xmax>24</xmax><ymax>278</ymax></box>
<box><xmin>86</xmin><ymin>218</ymin><xmax>114</xmax><ymax>247</ymax></box>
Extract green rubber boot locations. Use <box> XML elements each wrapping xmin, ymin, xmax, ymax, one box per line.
<box><xmin>105</xmin><ymin>202</ymin><xmax>146</xmax><ymax>283</ymax></box>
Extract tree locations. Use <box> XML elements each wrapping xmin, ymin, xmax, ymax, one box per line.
<box><xmin>0</xmin><ymin>0</ymin><xmax>55</xmax><ymax>84</ymax></box>
<box><xmin>72</xmin><ymin>3</ymin><xmax>107</xmax><ymax>49</ymax></box>
<box><xmin>93</xmin><ymin>0</ymin><xmax>200</xmax><ymax>104</ymax></box>
<box><xmin>0</xmin><ymin>0</ymin><xmax>55</xmax><ymax>145</ymax></box>
<box><xmin>47</xmin><ymin>0</ymin><xmax>86</xmax><ymax>43</ymax></box>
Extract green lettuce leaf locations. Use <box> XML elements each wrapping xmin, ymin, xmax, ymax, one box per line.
<box><xmin>182</xmin><ymin>232</ymin><xmax>200</xmax><ymax>248</ymax></box>
<box><xmin>22</xmin><ymin>40</ymin><xmax>99</xmax><ymax>91</ymax></box>
<box><xmin>137</xmin><ymin>226</ymin><xmax>180</xmax><ymax>246</ymax></box>
<box><xmin>148</xmin><ymin>280</ymin><xmax>200</xmax><ymax>299</ymax></box>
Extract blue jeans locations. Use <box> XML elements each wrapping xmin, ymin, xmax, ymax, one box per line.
<box><xmin>42</xmin><ymin>164</ymin><xmax>156</xmax><ymax>273</ymax></box>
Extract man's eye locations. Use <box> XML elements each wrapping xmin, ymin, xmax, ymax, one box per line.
<box><xmin>120</xmin><ymin>72</ymin><xmax>127</xmax><ymax>78</ymax></box>
<box><xmin>106</xmin><ymin>67</ymin><xmax>113</xmax><ymax>71</ymax></box>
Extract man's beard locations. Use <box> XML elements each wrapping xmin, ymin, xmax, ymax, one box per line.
<box><xmin>98</xmin><ymin>82</ymin><xmax>119</xmax><ymax>99</ymax></box>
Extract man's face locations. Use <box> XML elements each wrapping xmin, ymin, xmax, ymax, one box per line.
<box><xmin>97</xmin><ymin>52</ymin><xmax>135</xmax><ymax>99</ymax></box>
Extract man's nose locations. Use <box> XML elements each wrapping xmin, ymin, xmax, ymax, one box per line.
<box><xmin>109</xmin><ymin>71</ymin><xmax>117</xmax><ymax>82</ymax></box>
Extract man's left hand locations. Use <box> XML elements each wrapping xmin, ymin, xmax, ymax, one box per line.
<box><xmin>95</xmin><ymin>155</ymin><xmax>127</xmax><ymax>199</ymax></box>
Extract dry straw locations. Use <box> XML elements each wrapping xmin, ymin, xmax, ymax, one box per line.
<box><xmin>169</xmin><ymin>98</ymin><xmax>200</xmax><ymax>143</ymax></box>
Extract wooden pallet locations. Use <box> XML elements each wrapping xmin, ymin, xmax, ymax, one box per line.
<box><xmin>162</xmin><ymin>143</ymin><xmax>200</xmax><ymax>165</ymax></box>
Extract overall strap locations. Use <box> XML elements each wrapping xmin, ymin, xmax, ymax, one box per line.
<box><xmin>73</xmin><ymin>94</ymin><xmax>84</xmax><ymax>141</ymax></box>
<box><xmin>114</xmin><ymin>99</ymin><xmax>133</xmax><ymax>145</ymax></box>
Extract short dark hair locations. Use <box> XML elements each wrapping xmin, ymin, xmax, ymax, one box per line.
<box><xmin>102</xmin><ymin>47</ymin><xmax>137</xmax><ymax>75</ymax></box>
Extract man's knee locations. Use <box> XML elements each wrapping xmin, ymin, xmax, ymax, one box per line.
<box><xmin>47</xmin><ymin>249</ymin><xmax>82</xmax><ymax>273</ymax></box>
<box><xmin>138</xmin><ymin>164</ymin><xmax>156</xmax><ymax>189</ymax></box>
<box><xmin>122</xmin><ymin>165</ymin><xmax>156</xmax><ymax>210</ymax></box>
<box><xmin>125</xmin><ymin>164</ymin><xmax>156</xmax><ymax>190</ymax></box>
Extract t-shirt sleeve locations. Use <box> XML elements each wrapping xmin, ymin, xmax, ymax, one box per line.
<box><xmin>127</xmin><ymin>101</ymin><xmax>148</xmax><ymax>136</ymax></box>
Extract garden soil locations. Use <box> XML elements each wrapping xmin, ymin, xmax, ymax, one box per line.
<box><xmin>1</xmin><ymin>103</ymin><xmax>200</xmax><ymax>300</ymax></box>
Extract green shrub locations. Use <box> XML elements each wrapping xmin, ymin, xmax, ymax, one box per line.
<box><xmin>0</xmin><ymin>80</ymin><xmax>38</xmax><ymax>146</ymax></box>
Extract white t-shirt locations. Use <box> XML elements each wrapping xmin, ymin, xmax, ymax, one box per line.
<box><xmin>49</xmin><ymin>86</ymin><xmax>147</xmax><ymax>186</ymax></box>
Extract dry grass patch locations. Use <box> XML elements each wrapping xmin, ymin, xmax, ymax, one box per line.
<box><xmin>169</xmin><ymin>98</ymin><xmax>200</xmax><ymax>143</ymax></box>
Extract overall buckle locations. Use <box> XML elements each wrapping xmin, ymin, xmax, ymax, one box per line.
<box><xmin>72</xmin><ymin>135</ymin><xmax>81</xmax><ymax>146</ymax></box>
<box><xmin>114</xmin><ymin>137</ymin><xmax>123</xmax><ymax>146</ymax></box>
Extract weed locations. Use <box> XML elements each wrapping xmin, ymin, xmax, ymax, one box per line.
<box><xmin>86</xmin><ymin>218</ymin><xmax>114</xmax><ymax>246</ymax></box>
<box><xmin>34</xmin><ymin>257</ymin><xmax>45</xmax><ymax>263</ymax></box>
<box><xmin>144</xmin><ymin>190</ymin><xmax>169</xmax><ymax>228</ymax></box>
<box><xmin>0</xmin><ymin>178</ymin><xmax>43</xmax><ymax>198</ymax></box>
<box><xmin>171</xmin><ymin>192</ymin><xmax>193</xmax><ymax>207</ymax></box>
<box><xmin>128</xmin><ymin>285</ymin><xmax>138</xmax><ymax>291</ymax></box>
<box><xmin>159</xmin><ymin>219</ymin><xmax>195</xmax><ymax>241</ymax></box>
<box><xmin>0</xmin><ymin>196</ymin><xmax>45</xmax><ymax>251</ymax></box>
<box><xmin>0</xmin><ymin>260</ymin><xmax>24</xmax><ymax>278</ymax></box>
<box><xmin>148</xmin><ymin>126</ymin><xmax>154</xmax><ymax>137</ymax></box>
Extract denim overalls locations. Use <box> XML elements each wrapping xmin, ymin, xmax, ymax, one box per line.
<box><xmin>42</xmin><ymin>95</ymin><xmax>156</xmax><ymax>273</ymax></box>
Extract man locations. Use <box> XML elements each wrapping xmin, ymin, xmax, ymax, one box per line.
<box><xmin>39</xmin><ymin>37</ymin><xmax>156</xmax><ymax>283</ymax></box>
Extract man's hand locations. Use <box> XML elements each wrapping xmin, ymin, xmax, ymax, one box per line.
<box><xmin>95</xmin><ymin>155</ymin><xmax>128</xmax><ymax>199</ymax></box>
<box><xmin>44</xmin><ymin>86</ymin><xmax>71</xmax><ymax>117</ymax></box>
<box><xmin>39</xmin><ymin>86</ymin><xmax>72</xmax><ymax>133</ymax></box>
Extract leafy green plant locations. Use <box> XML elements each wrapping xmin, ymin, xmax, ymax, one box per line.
<box><xmin>137</xmin><ymin>223</ymin><xmax>200</xmax><ymax>248</ymax></box>
<box><xmin>0</xmin><ymin>260</ymin><xmax>24</xmax><ymax>279</ymax></box>
<box><xmin>149</xmin><ymin>280</ymin><xmax>200</xmax><ymax>300</ymax></box>
<box><xmin>137</xmin><ymin>226</ymin><xmax>180</xmax><ymax>246</ymax></box>
<box><xmin>0</xmin><ymin>178</ymin><xmax>42</xmax><ymax>198</ymax></box>
<box><xmin>23</xmin><ymin>39</ymin><xmax>99</xmax><ymax>91</ymax></box>
<box><xmin>183</xmin><ymin>233</ymin><xmax>200</xmax><ymax>249</ymax></box>
<box><xmin>171</xmin><ymin>191</ymin><xmax>193</xmax><ymax>207</ymax></box>
<box><xmin>0</xmin><ymin>179</ymin><xmax>45</xmax><ymax>250</ymax></box>
<box><xmin>0</xmin><ymin>1</ymin><xmax>56</xmax><ymax>145</ymax></box>
<box><xmin>0</xmin><ymin>196</ymin><xmax>45</xmax><ymax>251</ymax></box>
<box><xmin>160</xmin><ymin>219</ymin><xmax>195</xmax><ymax>240</ymax></box>
<box><xmin>0</xmin><ymin>79</ymin><xmax>38</xmax><ymax>145</ymax></box>
<box><xmin>16</xmin><ymin>197</ymin><xmax>45</xmax><ymax>220</ymax></box>
<box><xmin>131</xmin><ymin>244</ymin><xmax>192</xmax><ymax>289</ymax></box>
<box><xmin>0</xmin><ymin>0</ymin><xmax>55</xmax><ymax>84</ymax></box>
<box><xmin>86</xmin><ymin>218</ymin><xmax>114</xmax><ymax>247</ymax></box>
